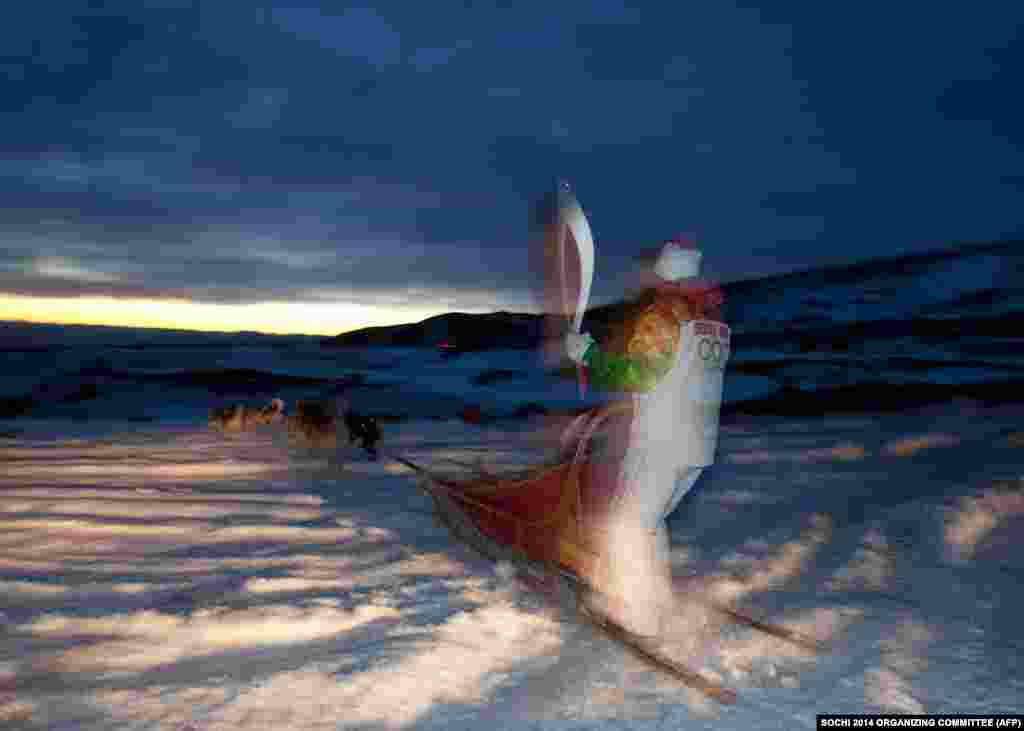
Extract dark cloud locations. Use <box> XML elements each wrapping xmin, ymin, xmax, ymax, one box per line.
<box><xmin>1</xmin><ymin>1</ymin><xmax>1021</xmax><ymax>320</ymax></box>
<box><xmin>936</xmin><ymin>37</ymin><xmax>1024</xmax><ymax>146</ymax></box>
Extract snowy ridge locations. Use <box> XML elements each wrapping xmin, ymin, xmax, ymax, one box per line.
<box><xmin>716</xmin><ymin>240</ymin><xmax>1023</xmax><ymax>414</ymax></box>
<box><xmin>4</xmin><ymin>240</ymin><xmax>1022</xmax><ymax>424</ymax></box>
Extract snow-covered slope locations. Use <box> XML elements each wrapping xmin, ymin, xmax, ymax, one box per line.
<box><xmin>720</xmin><ymin>240</ymin><xmax>1024</xmax><ymax>412</ymax></box>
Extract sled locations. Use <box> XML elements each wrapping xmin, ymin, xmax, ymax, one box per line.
<box><xmin>390</xmin><ymin>402</ymin><xmax>823</xmax><ymax>658</ymax></box>
<box><xmin>396</xmin><ymin>400</ymin><xmax>636</xmax><ymax>590</ymax></box>
<box><xmin>388</xmin><ymin>400</ymin><xmax>817</xmax><ymax>704</ymax></box>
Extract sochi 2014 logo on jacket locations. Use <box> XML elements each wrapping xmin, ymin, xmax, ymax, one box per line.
<box><xmin>694</xmin><ymin>321</ymin><xmax>730</xmax><ymax>370</ymax></box>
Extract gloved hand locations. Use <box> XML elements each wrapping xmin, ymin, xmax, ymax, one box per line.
<box><xmin>565</xmin><ymin>331</ymin><xmax>595</xmax><ymax>364</ymax></box>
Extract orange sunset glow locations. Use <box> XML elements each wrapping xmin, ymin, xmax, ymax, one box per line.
<box><xmin>0</xmin><ymin>293</ymin><xmax>451</xmax><ymax>336</ymax></box>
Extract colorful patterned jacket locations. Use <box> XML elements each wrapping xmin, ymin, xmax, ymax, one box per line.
<box><xmin>581</xmin><ymin>284</ymin><xmax>725</xmax><ymax>392</ymax></box>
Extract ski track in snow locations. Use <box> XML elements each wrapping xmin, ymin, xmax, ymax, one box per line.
<box><xmin>0</xmin><ymin>402</ymin><xmax>1022</xmax><ymax>729</ymax></box>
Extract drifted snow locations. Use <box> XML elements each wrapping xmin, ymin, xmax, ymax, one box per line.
<box><xmin>0</xmin><ymin>401</ymin><xmax>1022</xmax><ymax>728</ymax></box>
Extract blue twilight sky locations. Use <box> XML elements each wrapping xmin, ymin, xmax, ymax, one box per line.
<box><xmin>1</xmin><ymin>1</ymin><xmax>1021</xmax><ymax>334</ymax></box>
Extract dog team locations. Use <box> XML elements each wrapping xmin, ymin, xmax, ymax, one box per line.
<box><xmin>208</xmin><ymin>394</ymin><xmax>381</xmax><ymax>459</ymax></box>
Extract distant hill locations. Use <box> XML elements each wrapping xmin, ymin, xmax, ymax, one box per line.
<box><xmin>329</xmin><ymin>311</ymin><xmax>547</xmax><ymax>350</ymax></box>
<box><xmin>330</xmin><ymin>239</ymin><xmax>1022</xmax><ymax>351</ymax></box>
<box><xmin>0</xmin><ymin>320</ymin><xmax>318</xmax><ymax>349</ymax></box>
<box><xmin>3</xmin><ymin>238</ymin><xmax>1020</xmax><ymax>420</ymax></box>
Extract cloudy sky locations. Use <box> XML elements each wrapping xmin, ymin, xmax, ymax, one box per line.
<box><xmin>2</xmin><ymin>2</ymin><xmax>1021</xmax><ymax>335</ymax></box>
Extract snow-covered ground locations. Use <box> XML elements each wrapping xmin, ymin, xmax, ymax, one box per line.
<box><xmin>2</xmin><ymin>398</ymin><xmax>1022</xmax><ymax>729</ymax></box>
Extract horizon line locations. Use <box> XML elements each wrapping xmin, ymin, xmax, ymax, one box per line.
<box><xmin>1</xmin><ymin>237</ymin><xmax>1013</xmax><ymax>338</ymax></box>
